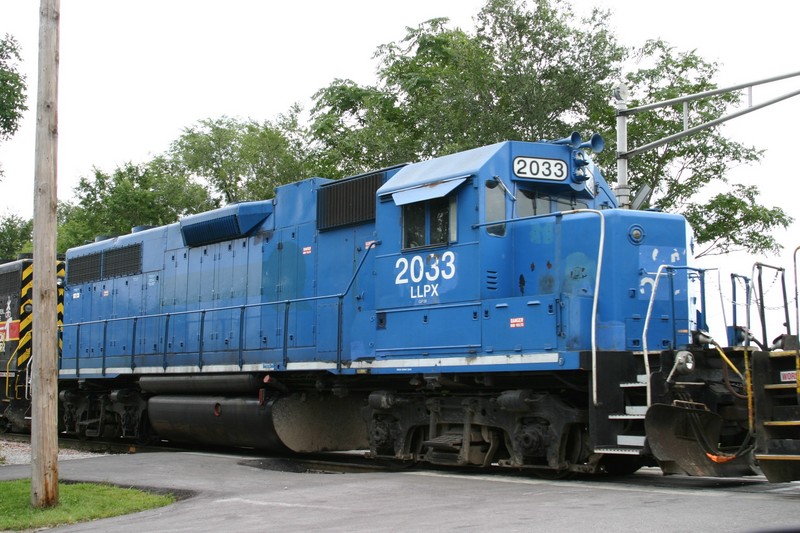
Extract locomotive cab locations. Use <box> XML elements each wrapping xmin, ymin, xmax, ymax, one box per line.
<box><xmin>363</xmin><ymin>136</ymin><xmax>699</xmax><ymax>472</ymax></box>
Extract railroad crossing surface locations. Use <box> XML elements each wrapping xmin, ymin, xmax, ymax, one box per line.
<box><xmin>2</xmin><ymin>451</ymin><xmax>799</xmax><ymax>532</ymax></box>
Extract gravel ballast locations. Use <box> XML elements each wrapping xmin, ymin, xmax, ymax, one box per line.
<box><xmin>1</xmin><ymin>437</ymin><xmax>107</xmax><ymax>466</ymax></box>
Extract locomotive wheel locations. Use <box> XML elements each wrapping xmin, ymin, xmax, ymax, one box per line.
<box><xmin>530</xmin><ymin>424</ymin><xmax>586</xmax><ymax>479</ymax></box>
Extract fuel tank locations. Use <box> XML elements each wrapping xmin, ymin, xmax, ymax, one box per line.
<box><xmin>147</xmin><ymin>393</ymin><xmax>368</xmax><ymax>453</ymax></box>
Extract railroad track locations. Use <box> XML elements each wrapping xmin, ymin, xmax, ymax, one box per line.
<box><xmin>0</xmin><ymin>432</ymin><xmax>392</xmax><ymax>473</ymax></box>
<box><xmin>0</xmin><ymin>432</ymin><xmax>203</xmax><ymax>457</ymax></box>
<box><xmin>2</xmin><ymin>432</ymin><xmax>790</xmax><ymax>497</ymax></box>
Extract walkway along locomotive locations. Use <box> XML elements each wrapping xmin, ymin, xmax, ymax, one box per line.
<box><xmin>1</xmin><ymin>134</ymin><xmax>798</xmax><ymax>481</ymax></box>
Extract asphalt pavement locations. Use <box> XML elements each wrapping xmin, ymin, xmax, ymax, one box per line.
<box><xmin>2</xmin><ymin>451</ymin><xmax>800</xmax><ymax>532</ymax></box>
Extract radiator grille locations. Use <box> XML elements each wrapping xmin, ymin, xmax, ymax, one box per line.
<box><xmin>317</xmin><ymin>171</ymin><xmax>383</xmax><ymax>231</ymax></box>
<box><xmin>67</xmin><ymin>243</ymin><xmax>143</xmax><ymax>285</ymax></box>
<box><xmin>67</xmin><ymin>252</ymin><xmax>102</xmax><ymax>284</ymax></box>
<box><xmin>103</xmin><ymin>243</ymin><xmax>142</xmax><ymax>279</ymax></box>
<box><xmin>0</xmin><ymin>269</ymin><xmax>20</xmax><ymax>298</ymax></box>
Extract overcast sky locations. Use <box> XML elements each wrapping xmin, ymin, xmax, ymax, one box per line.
<box><xmin>2</xmin><ymin>1</ymin><xmax>799</xmax><ymax>337</ymax></box>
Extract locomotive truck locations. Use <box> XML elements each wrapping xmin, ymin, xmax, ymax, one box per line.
<box><xmin>1</xmin><ymin>134</ymin><xmax>798</xmax><ymax>481</ymax></box>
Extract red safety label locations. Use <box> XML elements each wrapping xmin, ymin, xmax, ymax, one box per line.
<box><xmin>0</xmin><ymin>321</ymin><xmax>19</xmax><ymax>341</ymax></box>
<box><xmin>510</xmin><ymin>317</ymin><xmax>525</xmax><ymax>329</ymax></box>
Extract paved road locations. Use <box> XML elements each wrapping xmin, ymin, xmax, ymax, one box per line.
<box><xmin>2</xmin><ymin>451</ymin><xmax>799</xmax><ymax>532</ymax></box>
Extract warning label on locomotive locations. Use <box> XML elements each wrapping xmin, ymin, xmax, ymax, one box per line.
<box><xmin>302</xmin><ymin>246</ymin><xmax>312</xmax><ymax>255</ymax></box>
<box><xmin>780</xmin><ymin>370</ymin><xmax>797</xmax><ymax>382</ymax></box>
<box><xmin>510</xmin><ymin>317</ymin><xmax>525</xmax><ymax>328</ymax></box>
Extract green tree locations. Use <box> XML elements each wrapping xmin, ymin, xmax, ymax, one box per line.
<box><xmin>0</xmin><ymin>34</ymin><xmax>28</xmax><ymax>178</ymax></box>
<box><xmin>58</xmin><ymin>157</ymin><xmax>216</xmax><ymax>252</ymax></box>
<box><xmin>595</xmin><ymin>39</ymin><xmax>790</xmax><ymax>257</ymax></box>
<box><xmin>308</xmin><ymin>0</ymin><xmax>790</xmax><ymax>256</ymax></box>
<box><xmin>310</xmin><ymin>0</ymin><xmax>624</xmax><ymax>176</ymax></box>
<box><xmin>170</xmin><ymin>107</ymin><xmax>311</xmax><ymax>204</ymax></box>
<box><xmin>0</xmin><ymin>213</ymin><xmax>32</xmax><ymax>259</ymax></box>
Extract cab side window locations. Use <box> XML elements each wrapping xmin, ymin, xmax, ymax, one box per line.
<box><xmin>485</xmin><ymin>180</ymin><xmax>506</xmax><ymax>236</ymax></box>
<box><xmin>402</xmin><ymin>196</ymin><xmax>455</xmax><ymax>249</ymax></box>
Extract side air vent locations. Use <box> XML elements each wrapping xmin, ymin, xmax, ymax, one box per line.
<box><xmin>486</xmin><ymin>270</ymin><xmax>498</xmax><ymax>291</ymax></box>
<box><xmin>317</xmin><ymin>171</ymin><xmax>384</xmax><ymax>231</ymax></box>
<box><xmin>182</xmin><ymin>214</ymin><xmax>240</xmax><ymax>248</ymax></box>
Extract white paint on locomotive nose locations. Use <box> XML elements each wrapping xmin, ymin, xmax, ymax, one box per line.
<box><xmin>652</xmin><ymin>248</ymin><xmax>659</xmax><ymax>261</ymax></box>
<box><xmin>640</xmin><ymin>277</ymin><xmax>655</xmax><ymax>295</ymax></box>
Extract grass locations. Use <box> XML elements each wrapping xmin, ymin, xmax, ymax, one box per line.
<box><xmin>0</xmin><ymin>478</ymin><xmax>174</xmax><ymax>531</ymax></box>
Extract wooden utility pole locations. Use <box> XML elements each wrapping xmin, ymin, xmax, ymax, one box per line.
<box><xmin>31</xmin><ymin>0</ymin><xmax>60</xmax><ymax>508</ymax></box>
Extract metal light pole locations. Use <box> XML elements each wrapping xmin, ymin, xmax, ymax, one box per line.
<box><xmin>614</xmin><ymin>70</ymin><xmax>800</xmax><ymax>209</ymax></box>
<box><xmin>613</xmin><ymin>82</ymin><xmax>630</xmax><ymax>209</ymax></box>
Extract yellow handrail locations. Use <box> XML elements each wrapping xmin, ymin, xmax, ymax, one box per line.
<box><xmin>4</xmin><ymin>331</ymin><xmax>32</xmax><ymax>399</ymax></box>
<box><xmin>711</xmin><ymin>341</ymin><xmax>753</xmax><ymax>433</ymax></box>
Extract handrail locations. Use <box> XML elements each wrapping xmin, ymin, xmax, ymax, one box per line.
<box><xmin>4</xmin><ymin>331</ymin><xmax>31</xmax><ymax>399</ymax></box>
<box><xmin>793</xmin><ymin>246</ymin><xmax>800</xmax><ymax>338</ymax></box>
<box><xmin>24</xmin><ymin>356</ymin><xmax>31</xmax><ymax>400</ymax></box>
<box><xmin>4</xmin><ymin>344</ymin><xmax>15</xmax><ymax>398</ymax></box>
<box><xmin>61</xmin><ymin>240</ymin><xmax>381</xmax><ymax>372</ymax></box>
<box><xmin>642</xmin><ymin>265</ymin><xmax>705</xmax><ymax>407</ymax></box>
<box><xmin>750</xmin><ymin>262</ymin><xmax>789</xmax><ymax>348</ymax></box>
<box><xmin>730</xmin><ymin>274</ymin><xmax>750</xmax><ymax>344</ymax></box>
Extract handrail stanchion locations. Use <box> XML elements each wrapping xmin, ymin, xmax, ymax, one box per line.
<box><xmin>337</xmin><ymin>295</ymin><xmax>344</xmax><ymax>372</ymax></box>
<box><xmin>102</xmin><ymin>320</ymin><xmax>108</xmax><ymax>376</ymax></box>
<box><xmin>198</xmin><ymin>310</ymin><xmax>206</xmax><ymax>369</ymax></box>
<box><xmin>130</xmin><ymin>317</ymin><xmax>138</xmax><ymax>370</ymax></box>
<box><xmin>75</xmin><ymin>324</ymin><xmax>81</xmax><ymax>378</ymax></box>
<box><xmin>162</xmin><ymin>314</ymin><xmax>171</xmax><ymax>370</ymax></box>
<box><xmin>238</xmin><ymin>306</ymin><xmax>245</xmax><ymax>369</ymax></box>
<box><xmin>282</xmin><ymin>301</ymin><xmax>291</xmax><ymax>369</ymax></box>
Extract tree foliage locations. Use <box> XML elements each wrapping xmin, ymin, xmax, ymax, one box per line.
<box><xmin>170</xmin><ymin>108</ymin><xmax>310</xmax><ymax>203</ymax></box>
<box><xmin>0</xmin><ymin>34</ymin><xmax>28</xmax><ymax>178</ymax></box>
<box><xmin>683</xmin><ymin>184</ymin><xmax>793</xmax><ymax>257</ymax></box>
<box><xmin>0</xmin><ymin>213</ymin><xmax>32</xmax><ymax>259</ymax></box>
<box><xmin>308</xmin><ymin>0</ymin><xmax>790</xmax><ymax>256</ymax></box>
<box><xmin>310</xmin><ymin>1</ymin><xmax>625</xmax><ymax>177</ymax></box>
<box><xmin>594</xmin><ymin>39</ymin><xmax>788</xmax><ymax>256</ymax></box>
<box><xmin>57</xmin><ymin>157</ymin><xmax>215</xmax><ymax>252</ymax></box>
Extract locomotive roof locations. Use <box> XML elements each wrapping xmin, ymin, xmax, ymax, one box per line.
<box><xmin>376</xmin><ymin>142</ymin><xmax>506</xmax><ymax>197</ymax></box>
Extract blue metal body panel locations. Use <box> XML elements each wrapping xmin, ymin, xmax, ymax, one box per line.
<box><xmin>59</xmin><ymin>139</ymin><xmax>694</xmax><ymax>380</ymax></box>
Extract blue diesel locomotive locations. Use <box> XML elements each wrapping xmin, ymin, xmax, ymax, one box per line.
<box><xmin>3</xmin><ymin>134</ymin><xmax>798</xmax><ymax>480</ymax></box>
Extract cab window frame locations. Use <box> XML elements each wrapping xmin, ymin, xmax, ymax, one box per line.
<box><xmin>485</xmin><ymin>179</ymin><xmax>507</xmax><ymax>237</ymax></box>
<box><xmin>402</xmin><ymin>195</ymin><xmax>457</xmax><ymax>250</ymax></box>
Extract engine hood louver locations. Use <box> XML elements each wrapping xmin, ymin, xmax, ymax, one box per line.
<box><xmin>180</xmin><ymin>201</ymin><xmax>273</xmax><ymax>247</ymax></box>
